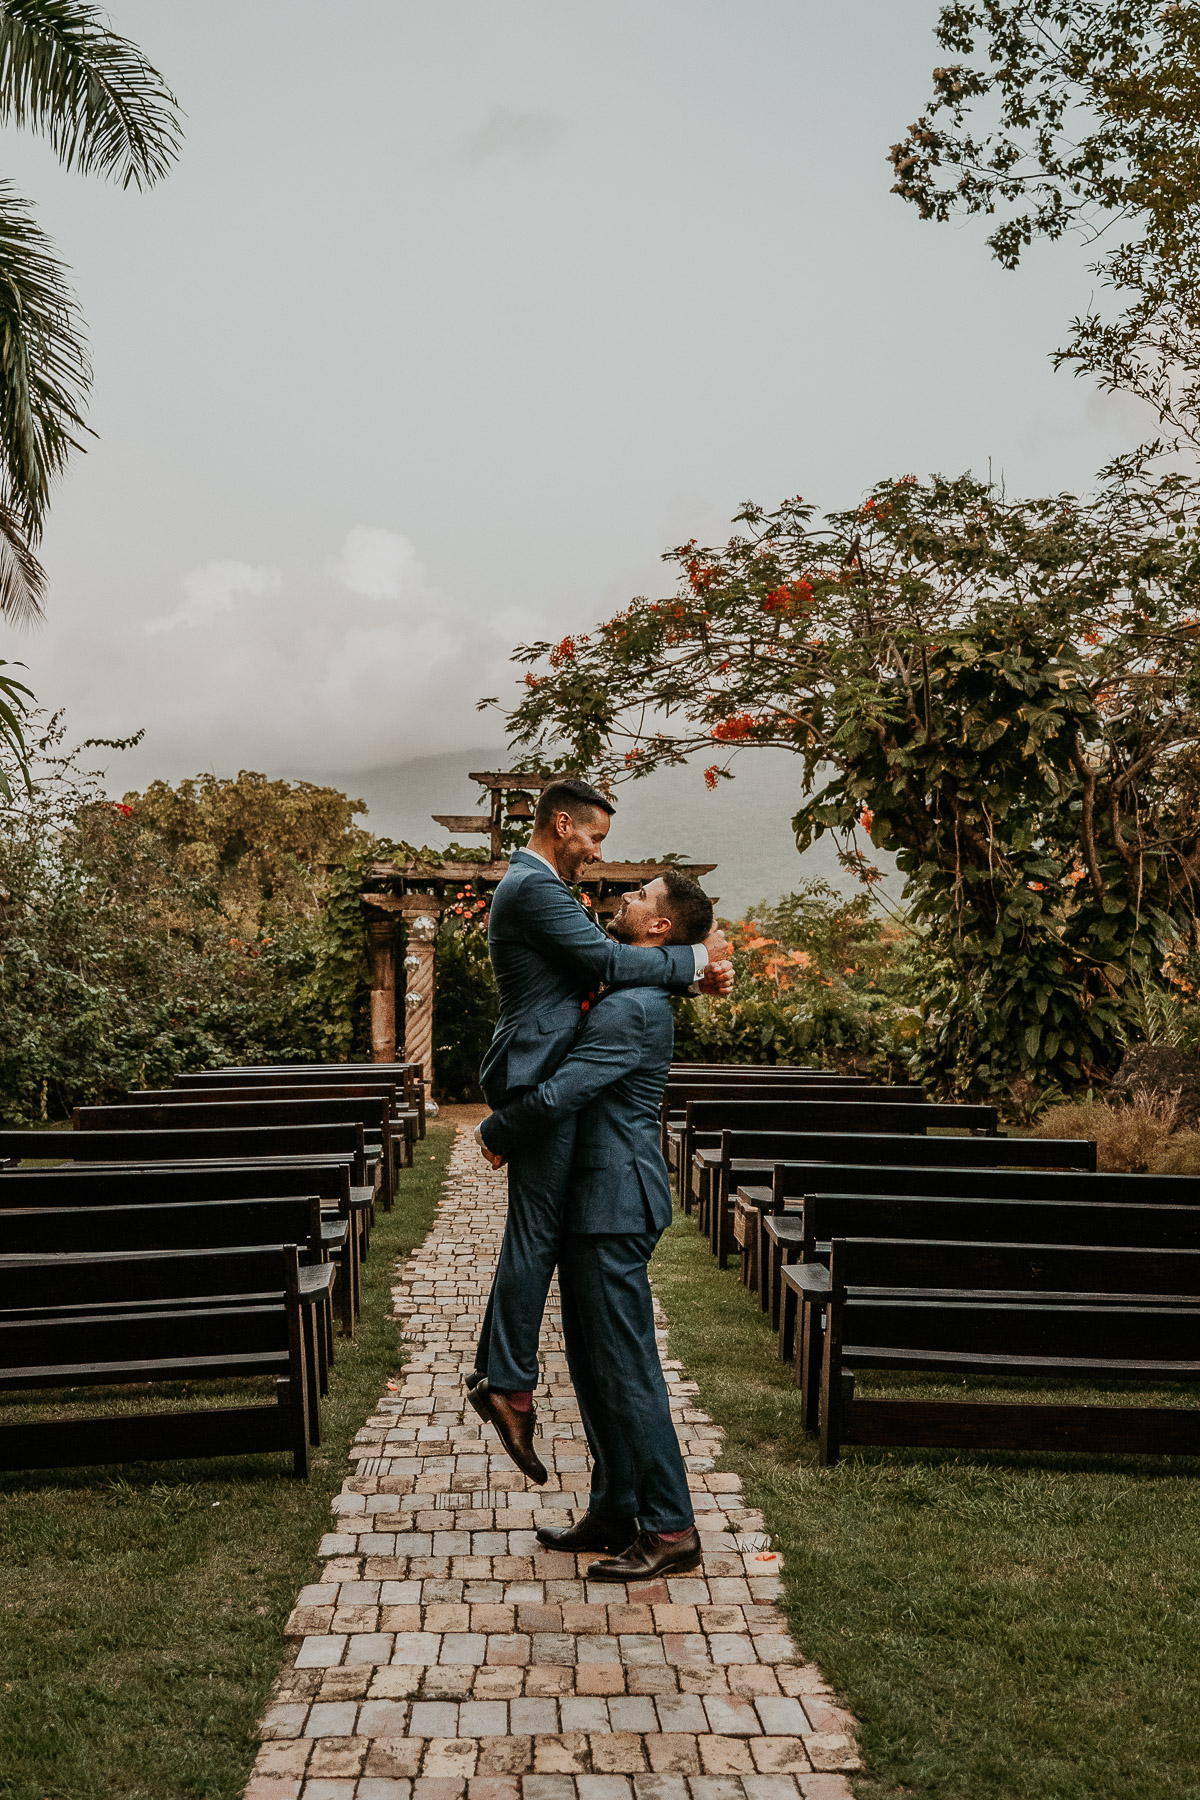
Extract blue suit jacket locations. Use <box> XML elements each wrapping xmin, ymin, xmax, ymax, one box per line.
<box><xmin>479</xmin><ymin>848</ymin><xmax>695</xmax><ymax>1108</ymax></box>
<box><xmin>480</xmin><ymin>984</ymin><xmax>675</xmax><ymax>1234</ymax></box>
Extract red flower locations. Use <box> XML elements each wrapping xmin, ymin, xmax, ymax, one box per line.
<box><xmin>704</xmin><ymin>764</ymin><xmax>720</xmax><ymax>791</ymax></box>
<box><xmin>112</xmin><ymin>802</ymin><xmax>133</xmax><ymax>818</ymax></box>
<box><xmin>524</xmin><ymin>672</ymin><xmax>540</xmax><ymax>689</ymax></box>
<box><xmin>549</xmin><ymin>636</ymin><xmax>576</xmax><ymax>667</ymax></box>
<box><xmin>711</xmin><ymin>713</ymin><xmax>756</xmax><ymax>742</ymax></box>
<box><xmin>859</xmin><ymin>807</ymin><xmax>873</xmax><ymax>833</ymax></box>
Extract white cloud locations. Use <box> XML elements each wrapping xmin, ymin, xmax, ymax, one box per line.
<box><xmin>144</xmin><ymin>560</ymin><xmax>282</xmax><ymax>635</ymax></box>
<box><xmin>33</xmin><ymin>525</ymin><xmax>558</xmax><ymax>786</ymax></box>
<box><xmin>327</xmin><ymin>527</ymin><xmax>422</xmax><ymax>601</ymax></box>
<box><xmin>456</xmin><ymin>105</ymin><xmax>569</xmax><ymax>165</ymax></box>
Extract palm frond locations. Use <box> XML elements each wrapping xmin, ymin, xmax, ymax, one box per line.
<box><xmin>0</xmin><ymin>0</ymin><xmax>182</xmax><ymax>189</ymax></box>
<box><xmin>0</xmin><ymin>177</ymin><xmax>89</xmax><ymax>537</ymax></box>
<box><xmin>0</xmin><ymin>654</ymin><xmax>33</xmax><ymax>796</ymax></box>
<box><xmin>0</xmin><ymin>486</ymin><xmax>45</xmax><ymax>622</ymax></box>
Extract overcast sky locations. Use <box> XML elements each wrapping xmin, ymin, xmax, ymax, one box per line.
<box><xmin>1</xmin><ymin>1</ymin><xmax>1147</xmax><ymax>819</ymax></box>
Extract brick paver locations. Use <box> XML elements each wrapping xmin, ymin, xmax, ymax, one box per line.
<box><xmin>247</xmin><ymin>1128</ymin><xmax>862</xmax><ymax>1800</ymax></box>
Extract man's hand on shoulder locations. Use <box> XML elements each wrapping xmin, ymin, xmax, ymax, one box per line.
<box><xmin>697</xmin><ymin>924</ymin><xmax>734</xmax><ymax>996</ymax></box>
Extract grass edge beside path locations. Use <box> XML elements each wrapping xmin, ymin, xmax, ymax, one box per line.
<box><xmin>0</xmin><ymin>1122</ymin><xmax>456</xmax><ymax>1800</ymax></box>
<box><xmin>650</xmin><ymin>1207</ymin><xmax>1200</xmax><ymax>1800</ymax></box>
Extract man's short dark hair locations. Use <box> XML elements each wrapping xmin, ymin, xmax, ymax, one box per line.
<box><xmin>658</xmin><ymin>867</ymin><xmax>714</xmax><ymax>945</ymax></box>
<box><xmin>534</xmin><ymin>777</ymin><xmax>615</xmax><ymax>831</ymax></box>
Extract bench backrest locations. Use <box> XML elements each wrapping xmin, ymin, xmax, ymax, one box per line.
<box><xmin>75</xmin><ymin>1097</ymin><xmax>385</xmax><ymax>1133</ymax></box>
<box><xmin>0</xmin><ymin>1244</ymin><xmax>308</xmax><ymax>1310</ymax></box>
<box><xmin>836</xmin><ymin>1291</ymin><xmax>1200</xmax><ymax>1362</ymax></box>
<box><xmin>668</xmin><ymin>1081</ymin><xmax>904</xmax><ymax>1114</ymax></box>
<box><xmin>803</xmin><ymin>1191</ymin><xmax>1200</xmax><ymax>1249</ymax></box>
<box><xmin>0</xmin><ymin>1158</ymin><xmax>353</xmax><ymax>1207</ymax></box>
<box><xmin>126</xmin><ymin>1083</ymin><xmax>399</xmax><ymax>1108</ymax></box>
<box><xmin>773</xmin><ymin>1152</ymin><xmax>1188</xmax><ymax>1204</ymax></box>
<box><xmin>725</xmin><ymin>1134</ymin><xmax>1097</xmax><ymax>1178</ymax></box>
<box><xmin>826</xmin><ymin>1234</ymin><xmax>1200</xmax><ymax>1295</ymax></box>
<box><xmin>182</xmin><ymin>1062</ymin><xmax>415</xmax><ymax>1084</ymax></box>
<box><xmin>0</xmin><ymin>1125</ymin><xmax>364</xmax><ymax>1170</ymax></box>
<box><xmin>0</xmin><ymin>1195</ymin><xmax>325</xmax><ymax>1255</ymax></box>
<box><xmin>690</xmin><ymin>1093</ymin><xmax>928</xmax><ymax>1127</ymax></box>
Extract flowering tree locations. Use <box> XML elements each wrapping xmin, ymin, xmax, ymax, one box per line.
<box><xmin>494</xmin><ymin>470</ymin><xmax>1200</xmax><ymax>1093</ymax></box>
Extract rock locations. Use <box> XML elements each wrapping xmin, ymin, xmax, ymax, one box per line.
<box><xmin>1110</xmin><ymin>1042</ymin><xmax>1200</xmax><ymax>1130</ymax></box>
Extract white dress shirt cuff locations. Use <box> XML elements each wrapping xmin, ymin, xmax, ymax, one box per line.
<box><xmin>691</xmin><ymin>943</ymin><xmax>709</xmax><ymax>980</ymax></box>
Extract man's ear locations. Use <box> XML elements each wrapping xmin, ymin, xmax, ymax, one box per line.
<box><xmin>648</xmin><ymin>914</ymin><xmax>672</xmax><ymax>943</ymax></box>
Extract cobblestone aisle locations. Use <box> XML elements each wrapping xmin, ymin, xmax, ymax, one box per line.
<box><xmin>248</xmin><ymin>1127</ymin><xmax>861</xmax><ymax>1800</ymax></box>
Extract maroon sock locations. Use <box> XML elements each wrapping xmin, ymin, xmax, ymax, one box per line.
<box><xmin>502</xmin><ymin>1390</ymin><xmax>533</xmax><ymax>1412</ymax></box>
<box><xmin>656</xmin><ymin>1525</ymin><xmax>694</xmax><ymax>1541</ymax></box>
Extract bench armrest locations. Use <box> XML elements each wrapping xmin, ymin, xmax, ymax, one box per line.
<box><xmin>321</xmin><ymin>1221</ymin><xmax>349</xmax><ymax>1251</ymax></box>
<box><xmin>299</xmin><ymin>1263</ymin><xmax>337</xmax><ymax>1302</ymax></box>
<box><xmin>782</xmin><ymin>1262</ymin><xmax>831</xmax><ymax>1299</ymax></box>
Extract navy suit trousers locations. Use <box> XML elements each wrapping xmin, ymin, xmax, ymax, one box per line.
<box><xmin>556</xmin><ymin>1230</ymin><xmax>694</xmax><ymax>1534</ymax></box>
<box><xmin>475</xmin><ymin>1113</ymin><xmax>577</xmax><ymax>1391</ymax></box>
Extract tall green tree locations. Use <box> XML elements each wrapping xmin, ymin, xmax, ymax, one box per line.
<box><xmin>889</xmin><ymin>3</ymin><xmax>1200</xmax><ymax>450</ymax></box>
<box><xmin>0</xmin><ymin>1</ymin><xmax>181</xmax><ymax>770</ymax></box>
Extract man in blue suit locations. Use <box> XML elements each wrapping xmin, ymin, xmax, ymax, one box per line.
<box><xmin>477</xmin><ymin>867</ymin><xmax>714</xmax><ymax>1581</ymax></box>
<box><xmin>469</xmin><ymin>778</ymin><xmax>728</xmax><ymax>1481</ymax></box>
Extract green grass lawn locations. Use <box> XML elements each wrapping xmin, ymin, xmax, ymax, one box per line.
<box><xmin>0</xmin><ymin>1122</ymin><xmax>455</xmax><ymax>1800</ymax></box>
<box><xmin>651</xmin><ymin>1208</ymin><xmax>1200</xmax><ymax>1800</ymax></box>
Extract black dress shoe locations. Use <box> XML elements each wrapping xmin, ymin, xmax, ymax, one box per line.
<box><xmin>536</xmin><ymin>1511</ymin><xmax>637</xmax><ymax>1554</ymax></box>
<box><xmin>465</xmin><ymin>1369</ymin><xmax>484</xmax><ymax>1389</ymax></box>
<box><xmin>467</xmin><ymin>1377</ymin><xmax>548</xmax><ymax>1484</ymax></box>
<box><xmin>587</xmin><ymin>1526</ymin><xmax>702</xmax><ymax>1581</ymax></box>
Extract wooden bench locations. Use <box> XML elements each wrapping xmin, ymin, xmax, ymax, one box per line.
<box><xmin>180</xmin><ymin>1062</ymin><xmax>426</xmax><ymax>1137</ymax></box>
<box><xmin>728</xmin><ymin>1134</ymin><xmax>1098</xmax><ymax>1308</ymax></box>
<box><xmin>0</xmin><ymin>1119</ymin><xmax>368</xmax><ymax>1171</ymax></box>
<box><xmin>680</xmin><ymin>1092</ymin><xmax>952</xmax><ymax>1214</ymax></box>
<box><xmin>0</xmin><ymin>1160</ymin><xmax>366</xmax><ymax>1332</ymax></box>
<box><xmin>776</xmin><ymin>1185</ymin><xmax>1200</xmax><ymax>1419</ymax></box>
<box><xmin>147</xmin><ymin>1079</ymin><xmax>420</xmax><ymax>1174</ymax></box>
<box><xmin>690</xmin><ymin>1102</ymin><xmax>1001</xmax><ymax>1258</ymax></box>
<box><xmin>752</xmin><ymin>1145</ymin><xmax>1139</xmax><ymax>1322</ymax></box>
<box><xmin>661</xmin><ymin>1075</ymin><xmax>875</xmax><ymax>1170</ymax></box>
<box><xmin>0</xmin><ymin>1244</ymin><xmax>312</xmax><ymax>1476</ymax></box>
<box><xmin>73</xmin><ymin>1102</ymin><xmax>390</xmax><ymax>1197</ymax></box>
<box><xmin>0</xmin><ymin>1191</ymin><xmax>339</xmax><ymax>1407</ymax></box>
<box><xmin>790</xmin><ymin>1235</ymin><xmax>1200</xmax><ymax>1464</ymax></box>
<box><xmin>0</xmin><ymin>1240</ymin><xmax>335</xmax><ymax>1446</ymax></box>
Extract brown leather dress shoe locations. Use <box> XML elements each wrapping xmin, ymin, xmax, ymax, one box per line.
<box><xmin>467</xmin><ymin>1377</ymin><xmax>548</xmax><ymax>1484</ymax></box>
<box><xmin>587</xmin><ymin>1526</ymin><xmax>702</xmax><ymax>1581</ymax></box>
<box><xmin>536</xmin><ymin>1512</ymin><xmax>637</xmax><ymax>1554</ymax></box>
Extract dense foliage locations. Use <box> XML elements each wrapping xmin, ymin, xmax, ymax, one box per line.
<box><xmin>500</xmin><ymin>470</ymin><xmax>1200</xmax><ymax>1095</ymax></box>
<box><xmin>673</xmin><ymin>881</ymin><xmax>918</xmax><ymax>1072</ymax></box>
<box><xmin>0</xmin><ymin>728</ymin><xmax>370</xmax><ymax>1121</ymax></box>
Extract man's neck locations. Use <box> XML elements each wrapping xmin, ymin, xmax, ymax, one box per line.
<box><xmin>525</xmin><ymin>836</ymin><xmax>565</xmax><ymax>877</ymax></box>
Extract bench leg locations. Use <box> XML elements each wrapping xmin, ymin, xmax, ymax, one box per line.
<box><xmin>799</xmin><ymin>1301</ymin><xmax>823</xmax><ymax>1430</ymax></box>
<box><xmin>779</xmin><ymin>1278</ymin><xmax>797</xmax><ymax>1365</ymax></box>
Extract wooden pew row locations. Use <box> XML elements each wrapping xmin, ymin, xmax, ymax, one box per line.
<box><xmin>0</xmin><ymin>1245</ymin><xmax>312</xmax><ymax>1476</ymax></box>
<box><xmin>177</xmin><ymin>1062</ymin><xmax>425</xmax><ymax>1138</ymax></box>
<box><xmin>661</xmin><ymin>1076</ymin><xmax>887</xmax><ymax>1173</ymax></box>
<box><xmin>679</xmin><ymin>1096</ymin><xmax>998</xmax><ymax>1217</ymax></box>
<box><xmin>749</xmin><ymin>1151</ymin><xmax>1144</xmax><ymax>1327</ymax></box>
<box><xmin>790</xmin><ymin>1236</ymin><xmax>1200</xmax><ymax>1464</ymax></box>
<box><xmin>78</xmin><ymin>1096</ymin><xmax>395</xmax><ymax>1206</ymax></box>
<box><xmin>772</xmin><ymin>1184</ymin><xmax>1200</xmax><ymax>1420</ymax></box>
<box><xmin>0</xmin><ymin>1239</ymin><xmax>335</xmax><ymax>1448</ymax></box>
<box><xmin>0</xmin><ymin>1192</ymin><xmax>338</xmax><ymax>1408</ymax></box>
<box><xmin>0</xmin><ymin>1158</ymin><xmax>366</xmax><ymax>1332</ymax></box>
<box><xmin>126</xmin><ymin>1081</ymin><xmax>415</xmax><ymax>1184</ymax></box>
<box><xmin>688</xmin><ymin>1106</ymin><xmax>1002</xmax><ymax>1258</ymax></box>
